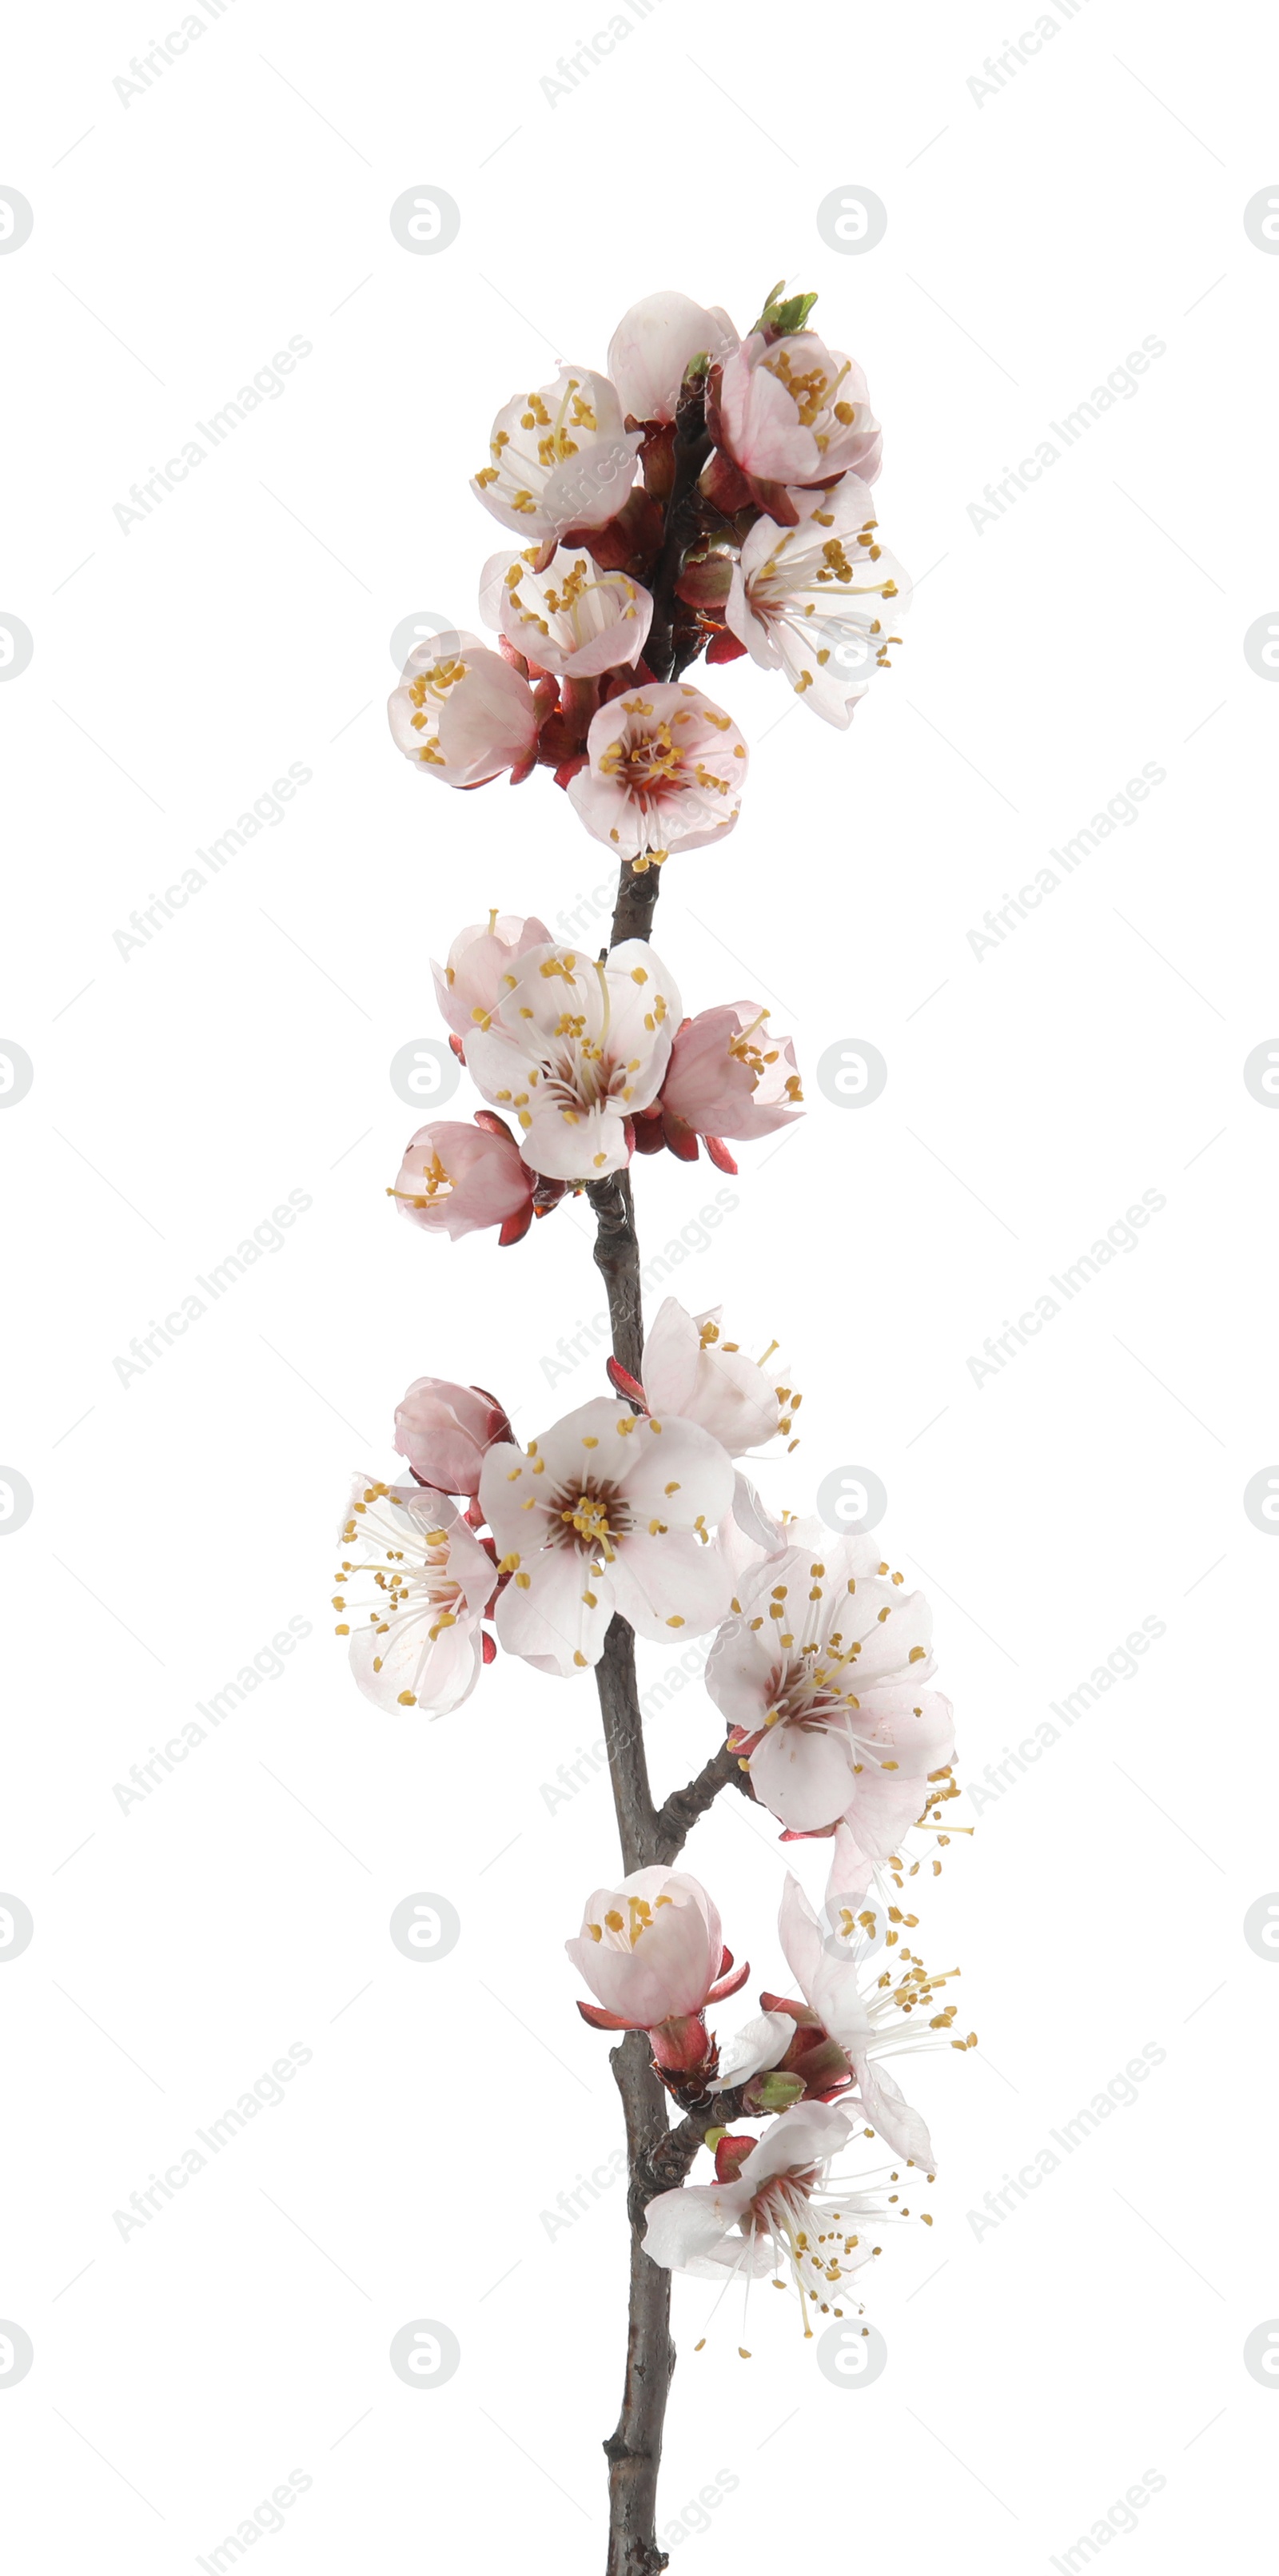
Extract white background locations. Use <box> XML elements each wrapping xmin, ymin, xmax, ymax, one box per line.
<box><xmin>2</xmin><ymin>2</ymin><xmax>1277</xmax><ymax>2567</ymax></box>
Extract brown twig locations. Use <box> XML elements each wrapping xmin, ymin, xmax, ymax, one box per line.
<box><xmin>643</xmin><ymin>380</ymin><xmax>711</xmax><ymax>686</ymax></box>
<box><xmin>600</xmin><ymin>2062</ymin><xmax>751</xmax><ymax>2576</ymax></box>
<box><xmin>589</xmin><ymin>401</ymin><xmax>759</xmax><ymax>2558</ymax></box>
<box><xmin>595</xmin><ymin>1613</ymin><xmax>661</xmax><ymax>1874</ymax></box>
<box><xmin>608</xmin><ymin>862</ymin><xmax>663</xmax><ymax>950</ymax></box>
<box><xmin>586</xmin><ymin>1169</ymin><xmax>646</xmax><ymax>1386</ymax></box>
<box><xmin>604</xmin><ymin>380</ymin><xmax>714</xmax><ymax>964</ymax></box>
<box><xmin>634</xmin><ymin>2084</ymin><xmax>752</xmax><ymax>2204</ymax></box>
<box><xmin>603</xmin><ymin>2031</ymin><xmax>678</xmax><ymax>2576</ymax></box>
<box><xmin>652</xmin><ymin>1738</ymin><xmax>751</xmax><ymax>1866</ymax></box>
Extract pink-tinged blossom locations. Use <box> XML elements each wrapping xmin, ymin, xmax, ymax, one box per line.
<box><xmin>705</xmin><ymin>1528</ymin><xmax>953</xmax><ymax>1835</ymax></box>
<box><xmin>388</xmin><ymin>631</ymin><xmax>540</xmax><ymax>785</ymax></box>
<box><xmin>393</xmin><ymin>1378</ymin><xmax>512</xmax><ymax>1497</ymax></box>
<box><xmin>607</xmin><ymin>292</ymin><xmax>739</xmax><ymax>425</ymax></box>
<box><xmin>335</xmin><ymin>1477</ymin><xmax>494</xmax><ymax>1715</ymax></box>
<box><xmin>389</xmin><ymin>1117</ymin><xmax>534</xmax><ymax>1244</ymax></box>
<box><xmin>662</xmin><ymin>1003</ymin><xmax>802</xmax><ymax>1143</ymax></box>
<box><xmin>431</xmin><ymin>912</ymin><xmax>552</xmax><ymax>1042</ymax></box>
<box><xmin>567</xmin><ymin>1869</ymin><xmax>741</xmax><ymax>2029</ymax></box>
<box><xmin>643</xmin><ymin>2102</ymin><xmax>897</xmax><ymax>2329</ymax></box>
<box><xmin>567</xmin><ymin>685</ymin><xmax>747</xmax><ymax>866</ymax></box>
<box><xmin>725</xmin><ymin>478</ymin><xmax>910</xmax><ymax>727</ymax></box>
<box><xmin>777</xmin><ymin>1875</ymin><xmax>943</xmax><ymax>2168</ymax></box>
<box><xmin>478</xmin><ymin>1396</ymin><xmax>735</xmax><ymax>1677</ymax></box>
<box><xmin>479</xmin><ymin>546</ymin><xmax>653</xmax><ymax>679</ymax></box>
<box><xmin>642</xmin><ymin>1299</ymin><xmax>796</xmax><ymax>1456</ymax></box>
<box><xmin>472</xmin><ymin>366</ymin><xmax>642</xmax><ymax>547</ymax></box>
<box><xmin>465</xmin><ymin>939</ymin><xmax>679</xmax><ymax>1183</ymax></box>
<box><xmin>709</xmin><ymin>331</ymin><xmax>883</xmax><ymax>519</ymax></box>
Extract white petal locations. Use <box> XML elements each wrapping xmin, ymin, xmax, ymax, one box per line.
<box><xmin>478</xmin><ymin>1440</ymin><xmax>556</xmax><ymax>1555</ymax></box>
<box><xmin>704</xmin><ymin>1611</ymin><xmax>781</xmax><ymax>1732</ymax></box>
<box><xmin>778</xmin><ymin>1873</ymin><xmax>827</xmax><ymax>2000</ymax></box>
<box><xmin>349</xmin><ymin>1606</ymin><xmax>481</xmax><ymax>1716</ymax></box>
<box><xmin>495</xmin><ymin>1547</ymin><xmax>615</xmax><ymax>1676</ymax></box>
<box><xmin>739</xmin><ymin>2101</ymin><xmax>851</xmax><ymax>2189</ymax></box>
<box><xmin>520</xmin><ymin>1095</ymin><xmax>629</xmax><ymax>1182</ymax></box>
<box><xmin>715</xmin><ymin>2010</ymin><xmax>794</xmax><ymax>2088</ymax></box>
<box><xmin>532</xmin><ymin>1396</ymin><xmax>631</xmax><ymax>1484</ymax></box>
<box><xmin>640</xmin><ymin>1298</ymin><xmax>703</xmax><ymax>1415</ymax></box>
<box><xmin>642</xmin><ymin>2180</ymin><xmax>755</xmax><ymax>2277</ymax></box>
<box><xmin>609</xmin><ymin>1529</ymin><xmax>734</xmax><ymax>1644</ymax></box>
<box><xmin>616</xmin><ymin>1412</ymin><xmax>734</xmax><ymax>1523</ymax></box>
<box><xmin>747</xmin><ymin>1719</ymin><xmax>859</xmax><ymax>1832</ymax></box>
<box><xmin>854</xmin><ymin>2059</ymin><xmax>935</xmax><ymax>2170</ymax></box>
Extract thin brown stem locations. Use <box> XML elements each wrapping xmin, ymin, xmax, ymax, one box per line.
<box><xmin>588</xmin><ymin>850</ymin><xmax>674</xmax><ymax>2570</ymax></box>
<box><xmin>643</xmin><ymin>380</ymin><xmax>712</xmax><ymax>686</ymax></box>
<box><xmin>586</xmin><ymin>1169</ymin><xmax>646</xmax><ymax>1385</ymax></box>
<box><xmin>604</xmin><ymin>2032</ymin><xmax>678</xmax><ymax>2576</ymax></box>
<box><xmin>652</xmin><ymin>1739</ymin><xmax>751</xmax><ymax>1866</ymax></box>
<box><xmin>633</xmin><ymin>2084</ymin><xmax>752</xmax><ymax>2204</ymax></box>
<box><xmin>596</xmin><ymin>1613</ymin><xmax>660</xmax><ymax>1874</ymax></box>
<box><xmin>609</xmin><ymin>862</ymin><xmax>663</xmax><ymax>950</ymax></box>
<box><xmin>589</xmin><ymin>505</ymin><xmax>751</xmax><ymax>2552</ymax></box>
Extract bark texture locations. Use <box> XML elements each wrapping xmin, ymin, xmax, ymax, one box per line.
<box><xmin>588</xmin><ymin>404</ymin><xmax>748</xmax><ymax>2567</ymax></box>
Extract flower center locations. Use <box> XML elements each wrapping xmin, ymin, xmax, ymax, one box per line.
<box><xmin>600</xmin><ymin>715</ymin><xmax>685</xmax><ymax>805</ymax></box>
<box><xmin>333</xmin><ymin>1493</ymin><xmax>466</xmax><ymax>1673</ymax></box>
<box><xmin>565</xmin><ymin>1492</ymin><xmax>615</xmax><ymax>1551</ymax></box>
<box><xmin>552</xmin><ymin>1477</ymin><xmax>629</xmax><ymax>1562</ymax></box>
<box><xmin>767</xmin><ymin>1658</ymin><xmax>854</xmax><ymax>1734</ymax></box>
<box><xmin>388</xmin><ymin>1146</ymin><xmax>453</xmax><ymax>1211</ymax></box>
<box><xmin>586</xmin><ymin>1892</ymin><xmax>675</xmax><ymax>1949</ymax></box>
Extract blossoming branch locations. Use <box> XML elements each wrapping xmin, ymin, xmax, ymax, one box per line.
<box><xmin>343</xmin><ymin>281</ymin><xmax>968</xmax><ymax>2576</ymax></box>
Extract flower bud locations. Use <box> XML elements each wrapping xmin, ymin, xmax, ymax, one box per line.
<box><xmin>393</xmin><ymin>1378</ymin><xmax>512</xmax><ymax>1497</ymax></box>
<box><xmin>741</xmin><ymin>2068</ymin><xmax>807</xmax><ymax>2114</ymax></box>
<box><xmin>661</xmin><ymin>1003</ymin><xmax>802</xmax><ymax>1143</ymax></box>
<box><xmin>389</xmin><ymin>1117</ymin><xmax>534</xmax><ymax>1244</ymax></box>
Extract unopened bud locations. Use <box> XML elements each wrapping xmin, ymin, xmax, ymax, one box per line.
<box><xmin>675</xmin><ymin>546</ymin><xmax>735</xmax><ymax>611</ymax></box>
<box><xmin>743</xmin><ymin>2069</ymin><xmax>806</xmax><ymax>2114</ymax></box>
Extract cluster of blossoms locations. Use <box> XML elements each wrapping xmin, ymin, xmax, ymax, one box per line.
<box><xmin>354</xmin><ymin>284</ymin><xmax>963</xmax><ymax>2475</ymax></box>
<box><xmin>334</xmin><ymin>1302</ymin><xmax>970</xmax><ymax>2331</ymax></box>
<box><xmin>340</xmin><ymin>1338</ymin><xmax>959</xmax><ymax>1809</ymax></box>
<box><xmin>337</xmin><ymin>1296</ymin><xmax>793</xmax><ymax>1700</ymax></box>
<box><xmin>568</xmin><ymin>1865</ymin><xmax>969</xmax><ymax>2335</ymax></box>
<box><xmin>388</xmin><ymin>284</ymin><xmax>910</xmax><ymax>858</ymax></box>
<box><xmin>388</xmin><ymin>910</ymin><xmax>802</xmax><ymax>1243</ymax></box>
